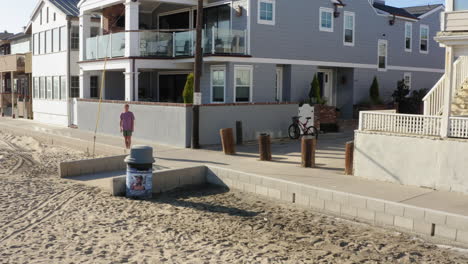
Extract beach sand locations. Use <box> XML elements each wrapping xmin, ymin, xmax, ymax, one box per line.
<box><xmin>1</xmin><ymin>131</ymin><xmax>468</xmax><ymax>264</ymax></box>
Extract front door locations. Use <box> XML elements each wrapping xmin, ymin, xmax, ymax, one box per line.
<box><xmin>275</xmin><ymin>67</ymin><xmax>283</xmax><ymax>102</ymax></box>
<box><xmin>317</xmin><ymin>69</ymin><xmax>334</xmax><ymax>106</ymax></box>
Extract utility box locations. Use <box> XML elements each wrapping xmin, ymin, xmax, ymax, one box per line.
<box><xmin>125</xmin><ymin>145</ymin><xmax>155</xmax><ymax>198</ymax></box>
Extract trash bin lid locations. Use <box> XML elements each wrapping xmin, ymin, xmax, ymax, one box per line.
<box><xmin>124</xmin><ymin>145</ymin><xmax>155</xmax><ymax>164</ymax></box>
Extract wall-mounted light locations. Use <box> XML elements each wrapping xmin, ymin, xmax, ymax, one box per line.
<box><xmin>236</xmin><ymin>6</ymin><xmax>243</xmax><ymax>17</ymax></box>
<box><xmin>389</xmin><ymin>15</ymin><xmax>396</xmax><ymax>26</ymax></box>
<box><xmin>333</xmin><ymin>5</ymin><xmax>340</xmax><ymax>18</ymax></box>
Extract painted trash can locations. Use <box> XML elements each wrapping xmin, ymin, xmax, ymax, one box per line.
<box><xmin>125</xmin><ymin>145</ymin><xmax>155</xmax><ymax>198</ymax></box>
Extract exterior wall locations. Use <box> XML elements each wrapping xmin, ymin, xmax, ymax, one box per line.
<box><xmin>354</xmin><ymin>131</ymin><xmax>468</xmax><ymax>194</ymax></box>
<box><xmin>76</xmin><ymin>100</ymin><xmax>192</xmax><ymax>147</ymax></box>
<box><xmin>199</xmin><ymin>103</ymin><xmax>297</xmax><ymax>145</ymax></box>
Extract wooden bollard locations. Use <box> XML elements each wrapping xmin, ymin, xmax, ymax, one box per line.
<box><xmin>301</xmin><ymin>136</ymin><xmax>316</xmax><ymax>168</ymax></box>
<box><xmin>220</xmin><ymin>128</ymin><xmax>236</xmax><ymax>155</ymax></box>
<box><xmin>345</xmin><ymin>141</ymin><xmax>354</xmax><ymax>175</ymax></box>
<box><xmin>258</xmin><ymin>133</ymin><xmax>272</xmax><ymax>161</ymax></box>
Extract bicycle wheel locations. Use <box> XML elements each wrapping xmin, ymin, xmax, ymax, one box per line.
<box><xmin>305</xmin><ymin>126</ymin><xmax>319</xmax><ymax>140</ymax></box>
<box><xmin>288</xmin><ymin>124</ymin><xmax>301</xmax><ymax>139</ymax></box>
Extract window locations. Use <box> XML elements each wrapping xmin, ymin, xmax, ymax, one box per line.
<box><xmin>46</xmin><ymin>7</ymin><xmax>49</xmax><ymax>23</ymax></box>
<box><xmin>47</xmin><ymin>77</ymin><xmax>52</xmax><ymax>99</ymax></box>
<box><xmin>60</xmin><ymin>27</ymin><xmax>67</xmax><ymax>51</ymax></box>
<box><xmin>71</xmin><ymin>26</ymin><xmax>79</xmax><ymax>50</ymax></box>
<box><xmin>53</xmin><ymin>76</ymin><xmax>60</xmax><ymax>99</ymax></box>
<box><xmin>234</xmin><ymin>66</ymin><xmax>252</xmax><ymax>102</ymax></box>
<box><xmin>405</xmin><ymin>23</ymin><xmax>412</xmax><ymax>52</ymax></box>
<box><xmin>39</xmin><ymin>32</ymin><xmax>45</xmax><ymax>54</ymax></box>
<box><xmin>404</xmin><ymin>73</ymin><xmax>412</xmax><ymax>90</ymax></box>
<box><xmin>53</xmin><ymin>28</ymin><xmax>60</xmax><ymax>53</ymax></box>
<box><xmin>420</xmin><ymin>25</ymin><xmax>429</xmax><ymax>54</ymax></box>
<box><xmin>90</xmin><ymin>76</ymin><xmax>98</xmax><ymax>98</ymax></box>
<box><xmin>33</xmin><ymin>34</ymin><xmax>39</xmax><ymax>55</ymax></box>
<box><xmin>40</xmin><ymin>77</ymin><xmax>46</xmax><ymax>99</ymax></box>
<box><xmin>343</xmin><ymin>11</ymin><xmax>355</xmax><ymax>46</ymax></box>
<box><xmin>40</xmin><ymin>9</ymin><xmax>42</xmax><ymax>25</ymax></box>
<box><xmin>46</xmin><ymin>30</ymin><xmax>52</xmax><ymax>53</ymax></box>
<box><xmin>320</xmin><ymin>8</ymin><xmax>333</xmax><ymax>32</ymax></box>
<box><xmin>258</xmin><ymin>0</ymin><xmax>275</xmax><ymax>25</ymax></box>
<box><xmin>53</xmin><ymin>13</ymin><xmax>56</xmax><ymax>21</ymax></box>
<box><xmin>454</xmin><ymin>0</ymin><xmax>468</xmax><ymax>11</ymax></box>
<box><xmin>61</xmin><ymin>76</ymin><xmax>67</xmax><ymax>100</ymax></box>
<box><xmin>70</xmin><ymin>76</ymin><xmax>79</xmax><ymax>98</ymax></box>
<box><xmin>33</xmin><ymin>77</ymin><xmax>39</xmax><ymax>98</ymax></box>
<box><xmin>378</xmin><ymin>39</ymin><xmax>387</xmax><ymax>70</ymax></box>
<box><xmin>211</xmin><ymin>66</ymin><xmax>226</xmax><ymax>103</ymax></box>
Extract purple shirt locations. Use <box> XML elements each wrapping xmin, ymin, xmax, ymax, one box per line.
<box><xmin>120</xmin><ymin>111</ymin><xmax>135</xmax><ymax>131</ymax></box>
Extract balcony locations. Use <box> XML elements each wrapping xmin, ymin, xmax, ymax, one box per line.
<box><xmin>0</xmin><ymin>54</ymin><xmax>26</xmax><ymax>73</ymax></box>
<box><xmin>85</xmin><ymin>28</ymin><xmax>248</xmax><ymax>61</ymax></box>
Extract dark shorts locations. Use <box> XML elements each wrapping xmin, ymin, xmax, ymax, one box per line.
<box><xmin>123</xmin><ymin>130</ymin><xmax>133</xmax><ymax>137</ymax></box>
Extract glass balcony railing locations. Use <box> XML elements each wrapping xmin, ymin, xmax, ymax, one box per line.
<box><xmin>85</xmin><ymin>28</ymin><xmax>248</xmax><ymax>60</ymax></box>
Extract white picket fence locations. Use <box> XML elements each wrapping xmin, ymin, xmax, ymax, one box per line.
<box><xmin>450</xmin><ymin>117</ymin><xmax>468</xmax><ymax>138</ymax></box>
<box><xmin>359</xmin><ymin>111</ymin><xmax>443</xmax><ymax>137</ymax></box>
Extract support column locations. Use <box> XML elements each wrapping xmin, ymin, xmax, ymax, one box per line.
<box><xmin>123</xmin><ymin>71</ymin><xmax>139</xmax><ymax>102</ymax></box>
<box><xmin>79</xmin><ymin>71</ymin><xmax>90</xmax><ymax>98</ymax></box>
<box><xmin>11</xmin><ymin>72</ymin><xmax>15</xmax><ymax>118</ymax></box>
<box><xmin>79</xmin><ymin>12</ymin><xmax>92</xmax><ymax>61</ymax></box>
<box><xmin>441</xmin><ymin>46</ymin><xmax>454</xmax><ymax>138</ymax></box>
<box><xmin>124</xmin><ymin>0</ymin><xmax>140</xmax><ymax>57</ymax></box>
<box><xmin>0</xmin><ymin>73</ymin><xmax>4</xmax><ymax>116</ymax></box>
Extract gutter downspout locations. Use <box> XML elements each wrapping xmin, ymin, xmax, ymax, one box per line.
<box><xmin>66</xmin><ymin>17</ymin><xmax>72</xmax><ymax>127</ymax></box>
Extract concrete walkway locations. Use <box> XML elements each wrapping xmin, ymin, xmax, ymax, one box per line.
<box><xmin>1</xmin><ymin>118</ymin><xmax>468</xmax><ymax>217</ymax></box>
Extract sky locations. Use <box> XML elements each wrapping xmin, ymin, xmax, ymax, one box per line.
<box><xmin>0</xmin><ymin>0</ymin><xmax>447</xmax><ymax>34</ymax></box>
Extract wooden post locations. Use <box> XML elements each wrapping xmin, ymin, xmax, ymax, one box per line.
<box><xmin>236</xmin><ymin>121</ymin><xmax>243</xmax><ymax>145</ymax></box>
<box><xmin>11</xmin><ymin>72</ymin><xmax>15</xmax><ymax>118</ymax></box>
<box><xmin>258</xmin><ymin>133</ymin><xmax>272</xmax><ymax>161</ymax></box>
<box><xmin>301</xmin><ymin>136</ymin><xmax>316</xmax><ymax>168</ymax></box>
<box><xmin>191</xmin><ymin>0</ymin><xmax>204</xmax><ymax>149</ymax></box>
<box><xmin>345</xmin><ymin>141</ymin><xmax>354</xmax><ymax>175</ymax></box>
<box><xmin>220</xmin><ymin>128</ymin><xmax>236</xmax><ymax>155</ymax></box>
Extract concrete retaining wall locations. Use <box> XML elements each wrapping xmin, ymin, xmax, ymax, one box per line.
<box><xmin>59</xmin><ymin>155</ymin><xmax>127</xmax><ymax>178</ymax></box>
<box><xmin>354</xmin><ymin>131</ymin><xmax>468</xmax><ymax>194</ymax></box>
<box><xmin>206</xmin><ymin>166</ymin><xmax>468</xmax><ymax>246</ymax></box>
<box><xmin>199</xmin><ymin>103</ymin><xmax>297</xmax><ymax>145</ymax></box>
<box><xmin>77</xmin><ymin>100</ymin><xmax>192</xmax><ymax>148</ymax></box>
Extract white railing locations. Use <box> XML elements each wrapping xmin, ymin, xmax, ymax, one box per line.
<box><xmin>423</xmin><ymin>56</ymin><xmax>468</xmax><ymax>116</ymax></box>
<box><xmin>453</xmin><ymin>56</ymin><xmax>468</xmax><ymax>96</ymax></box>
<box><xmin>450</xmin><ymin>117</ymin><xmax>468</xmax><ymax>138</ymax></box>
<box><xmin>359</xmin><ymin>111</ymin><xmax>442</xmax><ymax>137</ymax></box>
<box><xmin>423</xmin><ymin>75</ymin><xmax>446</xmax><ymax>116</ymax></box>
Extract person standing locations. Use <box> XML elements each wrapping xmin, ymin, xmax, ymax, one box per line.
<box><xmin>120</xmin><ymin>104</ymin><xmax>135</xmax><ymax>149</ymax></box>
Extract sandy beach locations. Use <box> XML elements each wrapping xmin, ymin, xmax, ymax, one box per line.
<box><xmin>1</xmin><ymin>131</ymin><xmax>468</xmax><ymax>264</ymax></box>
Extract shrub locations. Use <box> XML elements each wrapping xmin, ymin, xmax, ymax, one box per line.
<box><xmin>370</xmin><ymin>76</ymin><xmax>382</xmax><ymax>104</ymax></box>
<box><xmin>309</xmin><ymin>74</ymin><xmax>327</xmax><ymax>105</ymax></box>
<box><xmin>183</xmin><ymin>73</ymin><xmax>194</xmax><ymax>104</ymax></box>
<box><xmin>392</xmin><ymin>79</ymin><xmax>410</xmax><ymax>103</ymax></box>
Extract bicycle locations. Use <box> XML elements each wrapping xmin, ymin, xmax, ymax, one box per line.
<box><xmin>288</xmin><ymin>116</ymin><xmax>319</xmax><ymax>140</ymax></box>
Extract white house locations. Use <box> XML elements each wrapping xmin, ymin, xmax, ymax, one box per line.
<box><xmin>29</xmin><ymin>0</ymin><xmax>99</xmax><ymax>126</ymax></box>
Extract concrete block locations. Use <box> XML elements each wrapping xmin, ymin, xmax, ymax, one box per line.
<box><xmin>357</xmin><ymin>208</ymin><xmax>375</xmax><ymax>222</ymax></box>
<box><xmin>59</xmin><ymin>163</ymin><xmax>67</xmax><ymax>178</ymax></box>
<box><xmin>227</xmin><ymin>170</ymin><xmax>240</xmax><ymax>181</ymax></box>
<box><xmin>341</xmin><ymin>205</ymin><xmax>357</xmax><ymax>218</ymax></box>
<box><xmin>286</xmin><ymin>183</ymin><xmax>302</xmax><ymax>194</ymax></box>
<box><xmin>249</xmin><ymin>175</ymin><xmax>263</xmax><ymax>185</ymax></box>
<box><xmin>267</xmin><ymin>188</ymin><xmax>281</xmax><ymax>200</ymax></box>
<box><xmin>280</xmin><ymin>191</ymin><xmax>294</xmax><ymax>203</ymax></box>
<box><xmin>414</xmin><ymin>222</ymin><xmax>433</xmax><ymax>236</ymax></box>
<box><xmin>230</xmin><ymin>180</ymin><xmax>243</xmax><ymax>191</ymax></box>
<box><xmin>192</xmin><ymin>168</ymin><xmax>206</xmax><ymax>185</ymax></box>
<box><xmin>309</xmin><ymin>197</ymin><xmax>325</xmax><ymax>210</ymax></box>
<box><xmin>179</xmin><ymin>173</ymin><xmax>193</xmax><ymax>186</ymax></box>
<box><xmin>332</xmin><ymin>192</ymin><xmax>349</xmax><ymax>204</ymax></box>
<box><xmin>367</xmin><ymin>199</ymin><xmax>385</xmax><ymax>213</ymax></box>
<box><xmin>261</xmin><ymin>178</ymin><xmax>276</xmax><ymax>189</ymax></box>
<box><xmin>237</xmin><ymin>173</ymin><xmax>250</xmax><ymax>184</ymax></box>
<box><xmin>111</xmin><ymin>176</ymin><xmax>126</xmax><ymax>196</ymax></box>
<box><xmin>317</xmin><ymin>190</ymin><xmax>333</xmax><ymax>201</ymax></box>
<box><xmin>216</xmin><ymin>168</ymin><xmax>229</xmax><ymax>180</ymax></box>
<box><xmin>243</xmin><ymin>183</ymin><xmax>256</xmax><ymax>193</ymax></box>
<box><xmin>385</xmin><ymin>203</ymin><xmax>404</xmax><ymax>216</ymax></box>
<box><xmin>255</xmin><ymin>185</ymin><xmax>268</xmax><ymax>196</ymax></box>
<box><xmin>446</xmin><ymin>215</ymin><xmax>468</xmax><ymax>231</ymax></box>
<box><xmin>425</xmin><ymin>211</ymin><xmax>447</xmax><ymax>225</ymax></box>
<box><xmin>296</xmin><ymin>194</ymin><xmax>310</xmax><ymax>207</ymax></box>
<box><xmin>394</xmin><ymin>216</ymin><xmax>414</xmax><ymax>231</ymax></box>
<box><xmin>456</xmin><ymin>230</ymin><xmax>468</xmax><ymax>244</ymax></box>
<box><xmin>80</xmin><ymin>160</ymin><xmax>94</xmax><ymax>175</ymax></box>
<box><xmin>375</xmin><ymin>212</ymin><xmax>394</xmax><ymax>226</ymax></box>
<box><xmin>403</xmin><ymin>207</ymin><xmax>425</xmax><ymax>220</ymax></box>
<box><xmin>162</xmin><ymin>173</ymin><xmax>180</xmax><ymax>191</ymax></box>
<box><xmin>299</xmin><ymin>186</ymin><xmax>317</xmax><ymax>197</ymax></box>
<box><xmin>349</xmin><ymin>196</ymin><xmax>367</xmax><ymax>209</ymax></box>
<box><xmin>435</xmin><ymin>225</ymin><xmax>457</xmax><ymax>241</ymax></box>
<box><xmin>324</xmin><ymin>200</ymin><xmax>341</xmax><ymax>214</ymax></box>
<box><xmin>206</xmin><ymin>171</ymin><xmax>224</xmax><ymax>186</ymax></box>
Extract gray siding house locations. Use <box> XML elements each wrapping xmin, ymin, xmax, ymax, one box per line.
<box><xmin>75</xmin><ymin>0</ymin><xmax>445</xmax><ymax>146</ymax></box>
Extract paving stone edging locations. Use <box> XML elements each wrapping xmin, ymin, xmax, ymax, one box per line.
<box><xmin>206</xmin><ymin>165</ymin><xmax>468</xmax><ymax>247</ymax></box>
